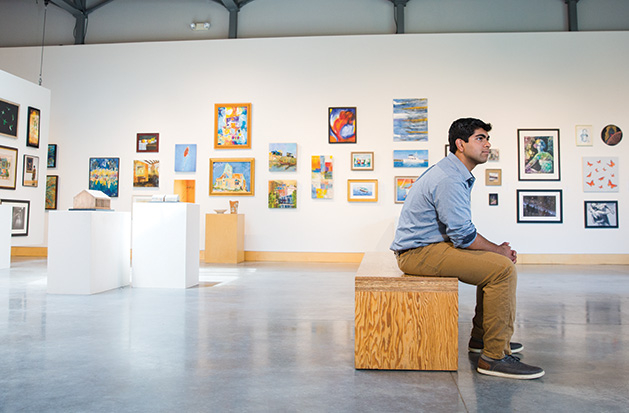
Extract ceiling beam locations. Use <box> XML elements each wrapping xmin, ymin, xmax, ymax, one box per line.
<box><xmin>565</xmin><ymin>0</ymin><xmax>579</xmax><ymax>31</ymax></box>
<box><xmin>50</xmin><ymin>0</ymin><xmax>116</xmax><ymax>44</ymax></box>
<box><xmin>389</xmin><ymin>0</ymin><xmax>410</xmax><ymax>34</ymax></box>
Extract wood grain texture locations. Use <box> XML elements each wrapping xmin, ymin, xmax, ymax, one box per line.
<box><xmin>204</xmin><ymin>214</ymin><xmax>245</xmax><ymax>263</ymax></box>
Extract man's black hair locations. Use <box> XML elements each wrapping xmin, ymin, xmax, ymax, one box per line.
<box><xmin>448</xmin><ymin>118</ymin><xmax>492</xmax><ymax>154</ymax></box>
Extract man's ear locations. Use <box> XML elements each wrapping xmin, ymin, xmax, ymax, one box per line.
<box><xmin>455</xmin><ymin>138</ymin><xmax>465</xmax><ymax>152</ymax></box>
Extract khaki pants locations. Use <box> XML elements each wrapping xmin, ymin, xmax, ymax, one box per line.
<box><xmin>396</xmin><ymin>242</ymin><xmax>517</xmax><ymax>359</ymax></box>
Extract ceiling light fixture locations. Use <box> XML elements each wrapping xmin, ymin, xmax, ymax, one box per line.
<box><xmin>190</xmin><ymin>22</ymin><xmax>211</xmax><ymax>31</ymax></box>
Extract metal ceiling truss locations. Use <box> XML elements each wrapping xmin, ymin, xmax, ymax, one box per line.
<box><xmin>49</xmin><ymin>0</ymin><xmax>115</xmax><ymax>44</ymax></box>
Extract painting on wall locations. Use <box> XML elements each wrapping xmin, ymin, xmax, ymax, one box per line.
<box><xmin>45</xmin><ymin>175</ymin><xmax>58</xmax><ymax>210</ymax></box>
<box><xmin>584</xmin><ymin>201</ymin><xmax>618</xmax><ymax>228</ymax></box>
<box><xmin>393</xmin><ymin>149</ymin><xmax>428</xmax><ymax>168</ymax></box>
<box><xmin>2</xmin><ymin>199</ymin><xmax>30</xmax><ymax>236</ymax></box>
<box><xmin>517</xmin><ymin>129</ymin><xmax>560</xmax><ymax>181</ymax></box>
<box><xmin>328</xmin><ymin>107</ymin><xmax>356</xmax><ymax>144</ymax></box>
<box><xmin>268</xmin><ymin>180</ymin><xmax>297</xmax><ymax>209</ymax></box>
<box><xmin>516</xmin><ymin>189</ymin><xmax>563</xmax><ymax>223</ymax></box>
<box><xmin>575</xmin><ymin>125</ymin><xmax>593</xmax><ymax>146</ymax></box>
<box><xmin>347</xmin><ymin>179</ymin><xmax>378</xmax><ymax>202</ymax></box>
<box><xmin>488</xmin><ymin>149</ymin><xmax>500</xmax><ymax>162</ymax></box>
<box><xmin>174</xmin><ymin>179</ymin><xmax>195</xmax><ymax>203</ymax></box>
<box><xmin>583</xmin><ymin>157</ymin><xmax>618</xmax><ymax>192</ymax></box>
<box><xmin>269</xmin><ymin>143</ymin><xmax>297</xmax><ymax>172</ymax></box>
<box><xmin>485</xmin><ymin>168</ymin><xmax>502</xmax><ymax>186</ymax></box>
<box><xmin>0</xmin><ymin>98</ymin><xmax>19</xmax><ymax>138</ymax></box>
<box><xmin>311</xmin><ymin>155</ymin><xmax>333</xmax><ymax>199</ymax></box>
<box><xmin>47</xmin><ymin>144</ymin><xmax>57</xmax><ymax>168</ymax></box>
<box><xmin>133</xmin><ymin>160</ymin><xmax>160</xmax><ymax>187</ymax></box>
<box><xmin>0</xmin><ymin>145</ymin><xmax>18</xmax><ymax>190</ymax></box>
<box><xmin>89</xmin><ymin>157</ymin><xmax>119</xmax><ymax>197</ymax></box>
<box><xmin>215</xmin><ymin>103</ymin><xmax>251</xmax><ymax>149</ymax></box>
<box><xmin>174</xmin><ymin>144</ymin><xmax>197</xmax><ymax>172</ymax></box>
<box><xmin>22</xmin><ymin>155</ymin><xmax>39</xmax><ymax>187</ymax></box>
<box><xmin>136</xmin><ymin>133</ymin><xmax>159</xmax><ymax>152</ymax></box>
<box><xmin>26</xmin><ymin>107</ymin><xmax>40</xmax><ymax>148</ymax></box>
<box><xmin>393</xmin><ymin>98</ymin><xmax>427</xmax><ymax>142</ymax></box>
<box><xmin>601</xmin><ymin>124</ymin><xmax>622</xmax><ymax>146</ymax></box>
<box><xmin>351</xmin><ymin>152</ymin><xmax>374</xmax><ymax>171</ymax></box>
<box><xmin>209</xmin><ymin>158</ymin><xmax>254</xmax><ymax>196</ymax></box>
<box><xmin>489</xmin><ymin>193</ymin><xmax>498</xmax><ymax>206</ymax></box>
<box><xmin>394</xmin><ymin>176</ymin><xmax>417</xmax><ymax>204</ymax></box>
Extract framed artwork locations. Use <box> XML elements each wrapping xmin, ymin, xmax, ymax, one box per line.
<box><xmin>26</xmin><ymin>107</ymin><xmax>40</xmax><ymax>148</ymax></box>
<box><xmin>584</xmin><ymin>201</ymin><xmax>618</xmax><ymax>228</ymax></box>
<box><xmin>393</xmin><ymin>149</ymin><xmax>428</xmax><ymax>168</ymax></box>
<box><xmin>489</xmin><ymin>193</ymin><xmax>498</xmax><ymax>206</ymax></box>
<box><xmin>485</xmin><ymin>168</ymin><xmax>502</xmax><ymax>186</ymax></box>
<box><xmin>328</xmin><ymin>107</ymin><xmax>356</xmax><ymax>144</ymax></box>
<box><xmin>89</xmin><ymin>157</ymin><xmax>119</xmax><ymax>197</ymax></box>
<box><xmin>601</xmin><ymin>124</ymin><xmax>622</xmax><ymax>146</ymax></box>
<box><xmin>45</xmin><ymin>175</ymin><xmax>58</xmax><ymax>210</ymax></box>
<box><xmin>575</xmin><ymin>125</ymin><xmax>593</xmax><ymax>146</ymax></box>
<box><xmin>0</xmin><ymin>145</ymin><xmax>18</xmax><ymax>190</ymax></box>
<box><xmin>268</xmin><ymin>180</ymin><xmax>297</xmax><ymax>209</ymax></box>
<box><xmin>174</xmin><ymin>179</ymin><xmax>195</xmax><ymax>203</ymax></box>
<box><xmin>133</xmin><ymin>160</ymin><xmax>159</xmax><ymax>187</ymax></box>
<box><xmin>348</xmin><ymin>179</ymin><xmax>378</xmax><ymax>202</ymax></box>
<box><xmin>174</xmin><ymin>144</ymin><xmax>197</xmax><ymax>172</ymax></box>
<box><xmin>136</xmin><ymin>133</ymin><xmax>159</xmax><ymax>152</ymax></box>
<box><xmin>517</xmin><ymin>129</ymin><xmax>560</xmax><ymax>181</ymax></box>
<box><xmin>393</xmin><ymin>98</ymin><xmax>428</xmax><ymax>142</ymax></box>
<box><xmin>517</xmin><ymin>189</ymin><xmax>563</xmax><ymax>223</ymax></box>
<box><xmin>488</xmin><ymin>148</ymin><xmax>500</xmax><ymax>162</ymax></box>
<box><xmin>0</xmin><ymin>98</ymin><xmax>19</xmax><ymax>138</ymax></box>
<box><xmin>215</xmin><ymin>103</ymin><xmax>251</xmax><ymax>149</ymax></box>
<box><xmin>394</xmin><ymin>176</ymin><xmax>417</xmax><ymax>204</ymax></box>
<box><xmin>311</xmin><ymin>155</ymin><xmax>333</xmax><ymax>199</ymax></box>
<box><xmin>269</xmin><ymin>143</ymin><xmax>297</xmax><ymax>172</ymax></box>
<box><xmin>351</xmin><ymin>152</ymin><xmax>374</xmax><ymax>171</ymax></box>
<box><xmin>2</xmin><ymin>199</ymin><xmax>30</xmax><ymax>236</ymax></box>
<box><xmin>22</xmin><ymin>155</ymin><xmax>39</xmax><ymax>187</ymax></box>
<box><xmin>47</xmin><ymin>144</ymin><xmax>57</xmax><ymax>168</ymax></box>
<box><xmin>583</xmin><ymin>157</ymin><xmax>618</xmax><ymax>192</ymax></box>
<box><xmin>209</xmin><ymin>158</ymin><xmax>255</xmax><ymax>196</ymax></box>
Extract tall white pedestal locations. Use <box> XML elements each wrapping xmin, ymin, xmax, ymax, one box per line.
<box><xmin>47</xmin><ymin>210</ymin><xmax>131</xmax><ymax>294</ymax></box>
<box><xmin>0</xmin><ymin>205</ymin><xmax>11</xmax><ymax>269</ymax></box>
<box><xmin>132</xmin><ymin>203</ymin><xmax>199</xmax><ymax>288</ymax></box>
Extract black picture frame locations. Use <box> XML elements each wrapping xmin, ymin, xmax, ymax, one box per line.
<box><xmin>517</xmin><ymin>189</ymin><xmax>563</xmax><ymax>223</ymax></box>
<box><xmin>584</xmin><ymin>201</ymin><xmax>618</xmax><ymax>228</ymax></box>
<box><xmin>1</xmin><ymin>199</ymin><xmax>30</xmax><ymax>236</ymax></box>
<box><xmin>47</xmin><ymin>144</ymin><xmax>57</xmax><ymax>168</ymax></box>
<box><xmin>517</xmin><ymin>129</ymin><xmax>560</xmax><ymax>181</ymax></box>
<box><xmin>328</xmin><ymin>107</ymin><xmax>356</xmax><ymax>144</ymax></box>
<box><xmin>0</xmin><ymin>98</ymin><xmax>19</xmax><ymax>138</ymax></box>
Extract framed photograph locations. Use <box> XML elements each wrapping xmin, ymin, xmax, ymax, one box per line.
<box><xmin>2</xmin><ymin>199</ymin><xmax>30</xmax><ymax>236</ymax></box>
<box><xmin>488</xmin><ymin>148</ymin><xmax>500</xmax><ymax>162</ymax></box>
<box><xmin>26</xmin><ymin>107</ymin><xmax>40</xmax><ymax>148</ymax></box>
<box><xmin>215</xmin><ymin>103</ymin><xmax>251</xmax><ymax>149</ymax></box>
<box><xmin>209</xmin><ymin>158</ymin><xmax>255</xmax><ymax>196</ymax></box>
<box><xmin>133</xmin><ymin>160</ymin><xmax>159</xmax><ymax>187</ymax></box>
<box><xmin>329</xmin><ymin>107</ymin><xmax>356</xmax><ymax>144</ymax></box>
<box><xmin>394</xmin><ymin>176</ymin><xmax>417</xmax><ymax>204</ymax></box>
<box><xmin>268</xmin><ymin>180</ymin><xmax>297</xmax><ymax>209</ymax></box>
<box><xmin>393</xmin><ymin>149</ymin><xmax>428</xmax><ymax>168</ymax></box>
<box><xmin>348</xmin><ymin>179</ymin><xmax>378</xmax><ymax>202</ymax></box>
<box><xmin>0</xmin><ymin>98</ymin><xmax>19</xmax><ymax>138</ymax></box>
<box><xmin>89</xmin><ymin>157</ymin><xmax>119</xmax><ymax>197</ymax></box>
<box><xmin>485</xmin><ymin>168</ymin><xmax>502</xmax><ymax>186</ymax></box>
<box><xmin>45</xmin><ymin>175</ymin><xmax>58</xmax><ymax>210</ymax></box>
<box><xmin>269</xmin><ymin>143</ymin><xmax>297</xmax><ymax>172</ymax></box>
<box><xmin>311</xmin><ymin>155</ymin><xmax>333</xmax><ymax>199</ymax></box>
<box><xmin>22</xmin><ymin>155</ymin><xmax>39</xmax><ymax>187</ymax></box>
<box><xmin>517</xmin><ymin>129</ymin><xmax>560</xmax><ymax>181</ymax></box>
<box><xmin>489</xmin><ymin>193</ymin><xmax>498</xmax><ymax>206</ymax></box>
<box><xmin>601</xmin><ymin>124</ymin><xmax>622</xmax><ymax>146</ymax></box>
<box><xmin>0</xmin><ymin>145</ymin><xmax>18</xmax><ymax>190</ymax></box>
<box><xmin>47</xmin><ymin>144</ymin><xmax>57</xmax><ymax>168</ymax></box>
<box><xmin>393</xmin><ymin>98</ymin><xmax>428</xmax><ymax>142</ymax></box>
<box><xmin>584</xmin><ymin>201</ymin><xmax>618</xmax><ymax>228</ymax></box>
<box><xmin>517</xmin><ymin>189</ymin><xmax>563</xmax><ymax>223</ymax></box>
<box><xmin>174</xmin><ymin>144</ymin><xmax>197</xmax><ymax>172</ymax></box>
<box><xmin>575</xmin><ymin>125</ymin><xmax>593</xmax><ymax>146</ymax></box>
<box><xmin>136</xmin><ymin>133</ymin><xmax>159</xmax><ymax>152</ymax></box>
<box><xmin>351</xmin><ymin>152</ymin><xmax>374</xmax><ymax>171</ymax></box>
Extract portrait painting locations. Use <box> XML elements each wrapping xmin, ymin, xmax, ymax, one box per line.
<box><xmin>575</xmin><ymin>125</ymin><xmax>593</xmax><ymax>146</ymax></box>
<box><xmin>517</xmin><ymin>129</ymin><xmax>560</xmax><ymax>181</ymax></box>
<box><xmin>601</xmin><ymin>124</ymin><xmax>622</xmax><ymax>146</ymax></box>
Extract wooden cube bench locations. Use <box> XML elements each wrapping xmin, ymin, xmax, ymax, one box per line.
<box><xmin>355</xmin><ymin>252</ymin><xmax>459</xmax><ymax>371</ymax></box>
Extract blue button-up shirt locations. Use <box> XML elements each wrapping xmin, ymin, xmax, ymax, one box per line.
<box><xmin>390</xmin><ymin>152</ymin><xmax>477</xmax><ymax>251</ymax></box>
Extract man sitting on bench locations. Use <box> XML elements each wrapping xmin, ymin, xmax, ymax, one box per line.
<box><xmin>390</xmin><ymin>117</ymin><xmax>544</xmax><ymax>380</ymax></box>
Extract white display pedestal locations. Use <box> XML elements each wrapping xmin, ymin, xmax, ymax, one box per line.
<box><xmin>132</xmin><ymin>202</ymin><xmax>199</xmax><ymax>288</ymax></box>
<box><xmin>0</xmin><ymin>205</ymin><xmax>11</xmax><ymax>269</ymax></box>
<box><xmin>47</xmin><ymin>210</ymin><xmax>131</xmax><ymax>294</ymax></box>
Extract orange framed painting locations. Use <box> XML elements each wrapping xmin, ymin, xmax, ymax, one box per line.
<box><xmin>215</xmin><ymin>103</ymin><xmax>251</xmax><ymax>149</ymax></box>
<box><xmin>209</xmin><ymin>158</ymin><xmax>255</xmax><ymax>196</ymax></box>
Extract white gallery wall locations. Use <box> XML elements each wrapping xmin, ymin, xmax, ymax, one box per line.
<box><xmin>0</xmin><ymin>31</ymin><xmax>627</xmax><ymax>254</ymax></box>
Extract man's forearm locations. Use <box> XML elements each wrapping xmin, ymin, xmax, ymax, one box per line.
<box><xmin>465</xmin><ymin>233</ymin><xmax>517</xmax><ymax>263</ymax></box>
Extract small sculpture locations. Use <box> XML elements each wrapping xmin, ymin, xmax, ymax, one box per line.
<box><xmin>229</xmin><ymin>200</ymin><xmax>239</xmax><ymax>214</ymax></box>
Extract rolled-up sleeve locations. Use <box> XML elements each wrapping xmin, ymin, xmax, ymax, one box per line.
<box><xmin>433</xmin><ymin>179</ymin><xmax>477</xmax><ymax>248</ymax></box>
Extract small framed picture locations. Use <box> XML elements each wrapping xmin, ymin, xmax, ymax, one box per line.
<box><xmin>601</xmin><ymin>124</ymin><xmax>622</xmax><ymax>146</ymax></box>
<box><xmin>209</xmin><ymin>158</ymin><xmax>255</xmax><ymax>196</ymax></box>
<box><xmin>485</xmin><ymin>168</ymin><xmax>502</xmax><ymax>186</ymax></box>
<box><xmin>393</xmin><ymin>149</ymin><xmax>428</xmax><ymax>168</ymax></box>
<box><xmin>351</xmin><ymin>152</ymin><xmax>374</xmax><ymax>171</ymax></box>
<box><xmin>329</xmin><ymin>107</ymin><xmax>356</xmax><ymax>144</ymax></box>
<box><xmin>47</xmin><ymin>144</ymin><xmax>57</xmax><ymax>168</ymax></box>
<box><xmin>488</xmin><ymin>148</ymin><xmax>500</xmax><ymax>162</ymax></box>
<box><xmin>0</xmin><ymin>145</ymin><xmax>19</xmax><ymax>190</ymax></box>
<box><xmin>26</xmin><ymin>107</ymin><xmax>41</xmax><ymax>148</ymax></box>
<box><xmin>89</xmin><ymin>157</ymin><xmax>120</xmax><ymax>198</ymax></box>
<box><xmin>517</xmin><ymin>129</ymin><xmax>560</xmax><ymax>181</ymax></box>
<box><xmin>394</xmin><ymin>176</ymin><xmax>417</xmax><ymax>204</ymax></box>
<box><xmin>489</xmin><ymin>193</ymin><xmax>498</xmax><ymax>206</ymax></box>
<box><xmin>575</xmin><ymin>125</ymin><xmax>593</xmax><ymax>146</ymax></box>
<box><xmin>136</xmin><ymin>133</ymin><xmax>159</xmax><ymax>152</ymax></box>
<box><xmin>517</xmin><ymin>189</ymin><xmax>563</xmax><ymax>223</ymax></box>
<box><xmin>22</xmin><ymin>154</ymin><xmax>39</xmax><ymax>187</ymax></box>
<box><xmin>0</xmin><ymin>98</ymin><xmax>19</xmax><ymax>138</ymax></box>
<box><xmin>584</xmin><ymin>201</ymin><xmax>618</xmax><ymax>228</ymax></box>
<box><xmin>215</xmin><ymin>103</ymin><xmax>252</xmax><ymax>149</ymax></box>
<box><xmin>45</xmin><ymin>175</ymin><xmax>59</xmax><ymax>210</ymax></box>
<box><xmin>2</xmin><ymin>199</ymin><xmax>30</xmax><ymax>236</ymax></box>
<box><xmin>347</xmin><ymin>179</ymin><xmax>378</xmax><ymax>202</ymax></box>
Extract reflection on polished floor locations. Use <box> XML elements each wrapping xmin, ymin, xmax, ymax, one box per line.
<box><xmin>1</xmin><ymin>258</ymin><xmax>629</xmax><ymax>412</ymax></box>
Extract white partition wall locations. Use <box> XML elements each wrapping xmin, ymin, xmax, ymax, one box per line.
<box><xmin>0</xmin><ymin>205</ymin><xmax>11</xmax><ymax>269</ymax></box>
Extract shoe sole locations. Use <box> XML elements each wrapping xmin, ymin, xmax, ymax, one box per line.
<box><xmin>468</xmin><ymin>345</ymin><xmax>523</xmax><ymax>354</ymax></box>
<box><xmin>477</xmin><ymin>367</ymin><xmax>545</xmax><ymax>380</ymax></box>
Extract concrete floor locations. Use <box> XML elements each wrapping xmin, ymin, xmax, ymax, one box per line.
<box><xmin>1</xmin><ymin>258</ymin><xmax>628</xmax><ymax>412</ymax></box>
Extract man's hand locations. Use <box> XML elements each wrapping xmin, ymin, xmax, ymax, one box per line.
<box><xmin>466</xmin><ymin>234</ymin><xmax>517</xmax><ymax>264</ymax></box>
<box><xmin>496</xmin><ymin>241</ymin><xmax>517</xmax><ymax>264</ymax></box>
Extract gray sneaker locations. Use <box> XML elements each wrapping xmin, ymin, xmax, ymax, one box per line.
<box><xmin>477</xmin><ymin>354</ymin><xmax>545</xmax><ymax>380</ymax></box>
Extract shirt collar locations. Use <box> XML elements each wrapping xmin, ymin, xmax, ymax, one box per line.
<box><xmin>446</xmin><ymin>152</ymin><xmax>475</xmax><ymax>188</ymax></box>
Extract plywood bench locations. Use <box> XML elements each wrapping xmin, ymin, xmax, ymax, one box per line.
<box><xmin>355</xmin><ymin>251</ymin><xmax>459</xmax><ymax>371</ymax></box>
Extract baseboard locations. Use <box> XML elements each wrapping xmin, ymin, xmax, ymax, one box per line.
<box><xmin>244</xmin><ymin>251</ymin><xmax>364</xmax><ymax>263</ymax></box>
<box><xmin>517</xmin><ymin>254</ymin><xmax>629</xmax><ymax>265</ymax></box>
<box><xmin>11</xmin><ymin>247</ymin><xmax>48</xmax><ymax>257</ymax></box>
